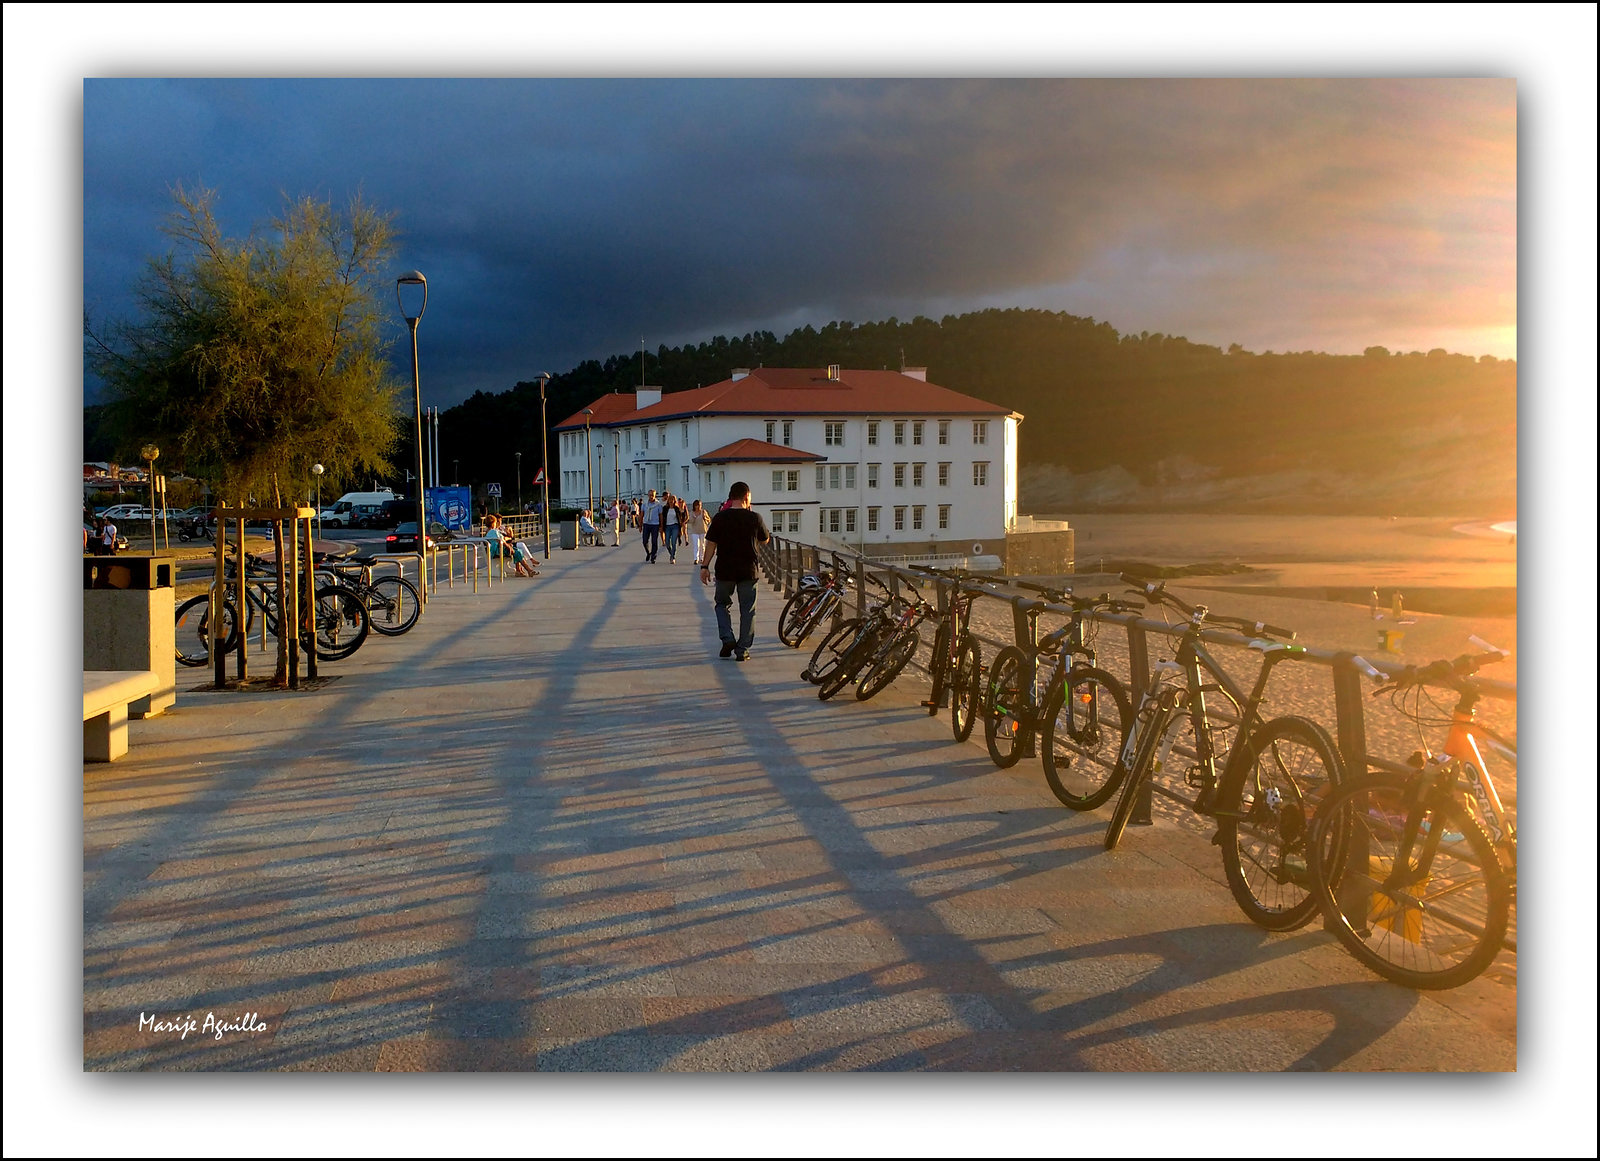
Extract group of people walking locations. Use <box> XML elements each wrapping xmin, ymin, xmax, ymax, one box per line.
<box><xmin>636</xmin><ymin>489</ymin><xmax>711</xmax><ymax>565</ymax></box>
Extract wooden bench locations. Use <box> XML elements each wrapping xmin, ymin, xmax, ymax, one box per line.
<box><xmin>84</xmin><ymin>670</ymin><xmax>160</xmax><ymax>762</ymax></box>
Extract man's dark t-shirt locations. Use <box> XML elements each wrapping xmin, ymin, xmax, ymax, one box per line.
<box><xmin>705</xmin><ymin>507</ymin><xmax>770</xmax><ymax>582</ymax></box>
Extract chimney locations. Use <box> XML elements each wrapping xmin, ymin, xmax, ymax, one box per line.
<box><xmin>635</xmin><ymin>387</ymin><xmax>662</xmax><ymax>409</ymax></box>
<box><xmin>826</xmin><ymin>364</ymin><xmax>841</xmax><ymax>381</ymax></box>
<box><xmin>731</xmin><ymin>368</ymin><xmax>750</xmax><ymax>382</ymax></box>
<box><xmin>903</xmin><ymin>367</ymin><xmax>927</xmax><ymax>382</ymax></box>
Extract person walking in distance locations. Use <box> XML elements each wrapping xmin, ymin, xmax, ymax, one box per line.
<box><xmin>606</xmin><ymin>498</ymin><xmax>622</xmax><ymax>547</ymax></box>
<box><xmin>662</xmin><ymin>492</ymin><xmax>683</xmax><ymax>563</ymax></box>
<box><xmin>686</xmin><ymin>499</ymin><xmax>711</xmax><ymax>565</ymax></box>
<box><xmin>700</xmin><ymin>481</ymin><xmax>770</xmax><ymax>661</ymax></box>
<box><xmin>642</xmin><ymin>489</ymin><xmax>663</xmax><ymax>563</ymax></box>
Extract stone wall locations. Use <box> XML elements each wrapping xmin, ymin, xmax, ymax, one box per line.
<box><xmin>1003</xmin><ymin>527</ymin><xmax>1075</xmax><ymax>576</ymax></box>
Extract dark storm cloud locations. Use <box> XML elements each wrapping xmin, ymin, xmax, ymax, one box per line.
<box><xmin>83</xmin><ymin>78</ymin><xmax>1515</xmax><ymax>406</ymax></box>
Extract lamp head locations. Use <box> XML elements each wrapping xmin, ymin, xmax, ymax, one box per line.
<box><xmin>396</xmin><ymin>270</ymin><xmax>428</xmax><ymax>321</ymax></box>
<box><xmin>141</xmin><ymin>444</ymin><xmax>160</xmax><ymax>462</ymax></box>
<box><xmin>312</xmin><ymin>463</ymin><xmax>325</xmax><ymax>476</ymax></box>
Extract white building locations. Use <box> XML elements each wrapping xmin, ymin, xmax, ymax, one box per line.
<box><xmin>554</xmin><ymin>366</ymin><xmax>1022</xmax><ymax>556</ymax></box>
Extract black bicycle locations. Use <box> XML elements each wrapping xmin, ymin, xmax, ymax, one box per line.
<box><xmin>983</xmin><ymin>586</ymin><xmax>1138</xmax><ymax>805</ymax></box>
<box><xmin>801</xmin><ymin>573</ymin><xmax>891</xmax><ymax>688</ymax></box>
<box><xmin>1102</xmin><ymin>578</ymin><xmax>1346</xmax><ymax>932</ymax></box>
<box><xmin>319</xmin><ymin>555</ymin><xmax>422</xmax><ymax>636</ymax></box>
<box><xmin>913</xmin><ymin>566</ymin><xmax>986</xmax><ymax>743</ymax></box>
<box><xmin>175</xmin><ymin>549</ymin><xmax>369</xmax><ymax>666</ymax></box>
<box><xmin>778</xmin><ymin>565</ymin><xmax>847</xmax><ymax>649</ymax></box>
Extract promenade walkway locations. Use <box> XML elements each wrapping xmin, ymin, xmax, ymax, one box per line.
<box><xmin>83</xmin><ymin>544</ymin><xmax>1516</xmax><ymax>1071</ymax></box>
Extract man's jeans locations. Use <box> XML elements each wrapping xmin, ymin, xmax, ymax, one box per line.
<box><xmin>642</xmin><ymin>525</ymin><xmax>659</xmax><ymax>560</ymax></box>
<box><xmin>713</xmin><ymin>579</ymin><xmax>758</xmax><ymax>649</ymax></box>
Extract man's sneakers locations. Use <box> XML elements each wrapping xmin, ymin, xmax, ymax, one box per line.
<box><xmin>719</xmin><ymin>642</ymin><xmax>736</xmax><ymax>659</ymax></box>
<box><xmin>734</xmin><ymin>648</ymin><xmax>750</xmax><ymax>662</ymax></box>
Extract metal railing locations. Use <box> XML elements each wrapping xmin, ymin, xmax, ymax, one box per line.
<box><xmin>758</xmin><ymin>533</ymin><xmax>1515</xmax><ymax>824</ymax></box>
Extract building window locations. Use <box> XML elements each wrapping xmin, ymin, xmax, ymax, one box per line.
<box><xmin>829</xmin><ymin>465</ymin><xmax>841</xmax><ymax>490</ymax></box>
<box><xmin>718</xmin><ymin>469</ymin><xmax>726</xmax><ymax>489</ymax></box>
<box><xmin>681</xmin><ymin>422</ymin><xmax>689</xmax><ymax>447</ymax></box>
<box><xmin>973</xmin><ymin>461</ymin><xmax>989</xmax><ymax>486</ymax></box>
<box><xmin>682</xmin><ymin>466</ymin><xmax>690</xmax><ymax>491</ymax></box>
<box><xmin>704</xmin><ymin>470</ymin><xmax>712</xmax><ymax>493</ymax></box>
<box><xmin>786</xmin><ymin>470</ymin><xmax>800</xmax><ymax>492</ymax></box>
<box><xmin>973</xmin><ymin>421</ymin><xmax>989</xmax><ymax>445</ymax></box>
<box><xmin>625</xmin><ymin>429</ymin><xmax>632</xmax><ymax>452</ymax></box>
<box><xmin>912</xmin><ymin>463</ymin><xmax>925</xmax><ymax>487</ymax></box>
<box><xmin>938</xmin><ymin>420</ymin><xmax>950</xmax><ymax>445</ymax></box>
<box><xmin>912</xmin><ymin>421</ymin><xmax>924</xmax><ymax>445</ymax></box>
<box><xmin>894</xmin><ymin>506</ymin><xmax>906</xmax><ymax>531</ymax></box>
<box><xmin>826</xmin><ymin>508</ymin><xmax>841</xmax><ymax>534</ymax></box>
<box><xmin>912</xmin><ymin>505</ymin><xmax>925</xmax><ymax>531</ymax></box>
<box><xmin>867</xmin><ymin>422</ymin><xmax>879</xmax><ymax>446</ymax></box>
<box><xmin>894</xmin><ymin>421</ymin><xmax>906</xmax><ymax>445</ymax></box>
<box><xmin>788</xmin><ymin>510</ymin><xmax>802</xmax><ymax>533</ymax></box>
<box><xmin>894</xmin><ymin>463</ymin><xmax>906</xmax><ymax>487</ymax></box>
<box><xmin>867</xmin><ymin>507</ymin><xmax>880</xmax><ymax>532</ymax></box>
<box><xmin>938</xmin><ymin>504</ymin><xmax>950</xmax><ymax>530</ymax></box>
<box><xmin>657</xmin><ymin>425</ymin><xmax>667</xmax><ymax>447</ymax></box>
<box><xmin>938</xmin><ymin>462</ymin><xmax>950</xmax><ymax>486</ymax></box>
<box><xmin>782</xmin><ymin>420</ymin><xmax>793</xmax><ymax>447</ymax></box>
<box><xmin>772</xmin><ymin>470</ymin><xmax>784</xmax><ymax>494</ymax></box>
<box><xmin>772</xmin><ymin>509</ymin><xmax>802</xmax><ymax>534</ymax></box>
<box><xmin>867</xmin><ymin>464</ymin><xmax>880</xmax><ymax>488</ymax></box>
<box><xmin>825</xmin><ymin>422</ymin><xmax>845</xmax><ymax>446</ymax></box>
<box><xmin>845</xmin><ymin>508</ymin><xmax>857</xmax><ymax>533</ymax></box>
<box><xmin>626</xmin><ymin>468</ymin><xmax>633</xmax><ymax>492</ymax></box>
<box><xmin>815</xmin><ymin>464</ymin><xmax>826</xmax><ymax>490</ymax></box>
<box><xmin>843</xmin><ymin>465</ymin><xmax>856</xmax><ymax>489</ymax></box>
<box><xmin>765</xmin><ymin>421</ymin><xmax>775</xmax><ymax>444</ymax></box>
<box><xmin>642</xmin><ymin>427</ymin><xmax>649</xmax><ymax>449</ymax></box>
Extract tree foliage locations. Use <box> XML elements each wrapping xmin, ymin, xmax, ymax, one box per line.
<box><xmin>85</xmin><ymin>185</ymin><xmax>404</xmax><ymax>501</ymax></box>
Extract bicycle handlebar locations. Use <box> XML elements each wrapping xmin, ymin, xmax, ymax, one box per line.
<box><xmin>1378</xmin><ymin>650</ymin><xmax>1507</xmax><ymax>694</ymax></box>
<box><xmin>1117</xmin><ymin>573</ymin><xmax>1292</xmax><ymax>639</ymax></box>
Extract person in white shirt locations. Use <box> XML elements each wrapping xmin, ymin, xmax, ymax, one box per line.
<box><xmin>100</xmin><ymin>518</ymin><xmax>119</xmax><ymax>556</ymax></box>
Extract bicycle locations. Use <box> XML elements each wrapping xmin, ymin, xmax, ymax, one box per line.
<box><xmin>318</xmin><ymin>554</ymin><xmax>422</xmax><ymax>636</ymax></box>
<box><xmin>815</xmin><ymin>581</ymin><xmax>929</xmax><ymax>702</ymax></box>
<box><xmin>778</xmin><ymin>564</ymin><xmax>847</xmax><ymax>649</ymax></box>
<box><xmin>175</xmin><ymin>549</ymin><xmax>370</xmax><ymax>667</ymax></box>
<box><xmin>913</xmin><ymin>566</ymin><xmax>986</xmax><ymax>742</ymax></box>
<box><xmin>1306</xmin><ymin>642</ymin><xmax>1515</xmax><ymax>989</ymax></box>
<box><xmin>1102</xmin><ymin>578</ymin><xmax>1347</xmax><ymax>932</ymax></box>
<box><xmin>801</xmin><ymin>573</ymin><xmax>892</xmax><ymax>687</ymax></box>
<box><xmin>853</xmin><ymin>589</ymin><xmax>937</xmax><ymax>702</ymax></box>
<box><xmin>982</xmin><ymin>584</ymin><xmax>1140</xmax><ymax>806</ymax></box>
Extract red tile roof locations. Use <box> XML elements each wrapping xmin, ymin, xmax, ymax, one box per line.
<box><xmin>694</xmin><ymin>439</ymin><xmax>827</xmax><ymax>465</ymax></box>
<box><xmin>554</xmin><ymin>368</ymin><xmax>1015</xmax><ymax>429</ymax></box>
<box><xmin>553</xmin><ymin>390</ymin><xmax>644</xmax><ymax>430</ymax></box>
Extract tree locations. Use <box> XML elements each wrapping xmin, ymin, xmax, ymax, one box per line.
<box><xmin>85</xmin><ymin>184</ymin><xmax>404</xmax><ymax>501</ymax></box>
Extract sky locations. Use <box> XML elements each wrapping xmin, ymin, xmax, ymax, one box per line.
<box><xmin>6</xmin><ymin>6</ymin><xmax>1597</xmax><ymax>1157</ymax></box>
<box><xmin>81</xmin><ymin>75</ymin><xmax>1519</xmax><ymax>408</ymax></box>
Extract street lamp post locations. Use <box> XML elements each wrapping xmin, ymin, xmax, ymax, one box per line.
<box><xmin>515</xmin><ymin>451</ymin><xmax>522</xmax><ymax>515</ymax></box>
<box><xmin>141</xmin><ymin>444</ymin><xmax>159</xmax><ymax>551</ymax></box>
<box><xmin>396</xmin><ymin>270</ymin><xmax>428</xmax><ymax>606</ymax></box>
<box><xmin>311</xmin><ymin>463</ymin><xmax>324</xmax><ymax>544</ymax></box>
<box><xmin>583</xmin><ymin>409</ymin><xmax>594</xmax><ymax>519</ymax></box>
<box><xmin>537</xmin><ymin>372</ymin><xmax>551</xmax><ymax>559</ymax></box>
<box><xmin>613</xmin><ymin>431</ymin><xmax>621</xmax><ymax>515</ymax></box>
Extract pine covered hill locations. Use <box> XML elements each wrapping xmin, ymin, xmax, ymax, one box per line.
<box><xmin>88</xmin><ymin>308</ymin><xmax>1517</xmax><ymax>515</ymax></box>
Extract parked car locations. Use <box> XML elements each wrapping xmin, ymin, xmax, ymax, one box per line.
<box><xmin>385</xmin><ymin>521</ymin><xmax>448</xmax><ymax>552</ymax></box>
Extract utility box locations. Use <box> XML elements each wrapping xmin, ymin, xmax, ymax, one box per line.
<box><xmin>559</xmin><ymin>520</ymin><xmax>578</xmax><ymax>550</ymax></box>
<box><xmin>84</xmin><ymin>555</ymin><xmax>176</xmax><ymax>718</ymax></box>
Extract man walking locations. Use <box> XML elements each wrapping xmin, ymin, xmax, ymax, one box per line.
<box><xmin>642</xmin><ymin>489</ymin><xmax>663</xmax><ymax>563</ymax></box>
<box><xmin>699</xmin><ymin>481</ymin><xmax>770</xmax><ymax>661</ymax></box>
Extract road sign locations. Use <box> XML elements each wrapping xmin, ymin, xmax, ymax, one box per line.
<box><xmin>486</xmin><ymin>482</ymin><xmax>502</xmax><ymax>497</ymax></box>
<box><xmin>532</xmin><ymin>469</ymin><xmax>545</xmax><ymax>484</ymax></box>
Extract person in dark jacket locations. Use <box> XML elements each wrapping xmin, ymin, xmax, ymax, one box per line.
<box><xmin>699</xmin><ymin>481</ymin><xmax>770</xmax><ymax>661</ymax></box>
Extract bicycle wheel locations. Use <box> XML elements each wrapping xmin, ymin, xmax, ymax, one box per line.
<box><xmin>777</xmin><ymin>590</ymin><xmax>815</xmax><ymax>647</ymax></box>
<box><xmin>856</xmin><ymin>627</ymin><xmax>920</xmax><ymax>701</ymax></box>
<box><xmin>1041</xmin><ymin>665</ymin><xmax>1133</xmax><ymax>810</ymax></box>
<box><xmin>366</xmin><ymin>575</ymin><xmax>421</xmax><ymax>635</ymax></box>
<box><xmin>803</xmin><ymin>617</ymin><xmax>861</xmax><ymax>685</ymax></box>
<box><xmin>950</xmin><ymin>637</ymin><xmax>982</xmax><ymax>742</ymax></box>
<box><xmin>312</xmin><ymin>583</ymin><xmax>370</xmax><ymax>661</ymax></box>
<box><xmin>174</xmin><ymin>593</ymin><xmax>238</xmax><ymax>667</ymax></box>
<box><xmin>1309</xmin><ymin>772</ymin><xmax>1510</xmax><ymax>989</ymax></box>
<box><xmin>818</xmin><ymin>629</ymin><xmax>878</xmax><ymax>701</ymax></box>
<box><xmin>1216</xmin><ymin>715</ymin><xmax>1345</xmax><ymax>931</ymax></box>
<box><xmin>983</xmin><ymin>646</ymin><xmax>1032</xmax><ymax>768</ymax></box>
<box><xmin>926</xmin><ymin>621</ymin><xmax>952</xmax><ymax>717</ymax></box>
<box><xmin>790</xmin><ymin>590</ymin><xmax>837</xmax><ymax>648</ymax></box>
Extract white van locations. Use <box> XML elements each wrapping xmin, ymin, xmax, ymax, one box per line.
<box><xmin>321</xmin><ymin>489</ymin><xmax>395</xmax><ymax>528</ymax></box>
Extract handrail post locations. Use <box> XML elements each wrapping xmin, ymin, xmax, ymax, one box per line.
<box><xmin>1331</xmin><ymin>654</ymin><xmax>1371</xmax><ymax>932</ymax></box>
<box><xmin>1010</xmin><ymin>595</ymin><xmax>1039</xmax><ymax>758</ymax></box>
<box><xmin>854</xmin><ymin>556</ymin><xmax>867</xmax><ymax>618</ymax></box>
<box><xmin>1127</xmin><ymin>619</ymin><xmax>1154</xmax><ymax>825</ymax></box>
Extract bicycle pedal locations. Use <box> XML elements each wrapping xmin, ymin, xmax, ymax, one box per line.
<box><xmin>919</xmin><ymin>699</ymin><xmax>939</xmax><ymax>708</ymax></box>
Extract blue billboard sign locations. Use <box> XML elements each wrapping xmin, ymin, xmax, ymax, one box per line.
<box><xmin>427</xmin><ymin>486</ymin><xmax>472</xmax><ymax>532</ymax></box>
